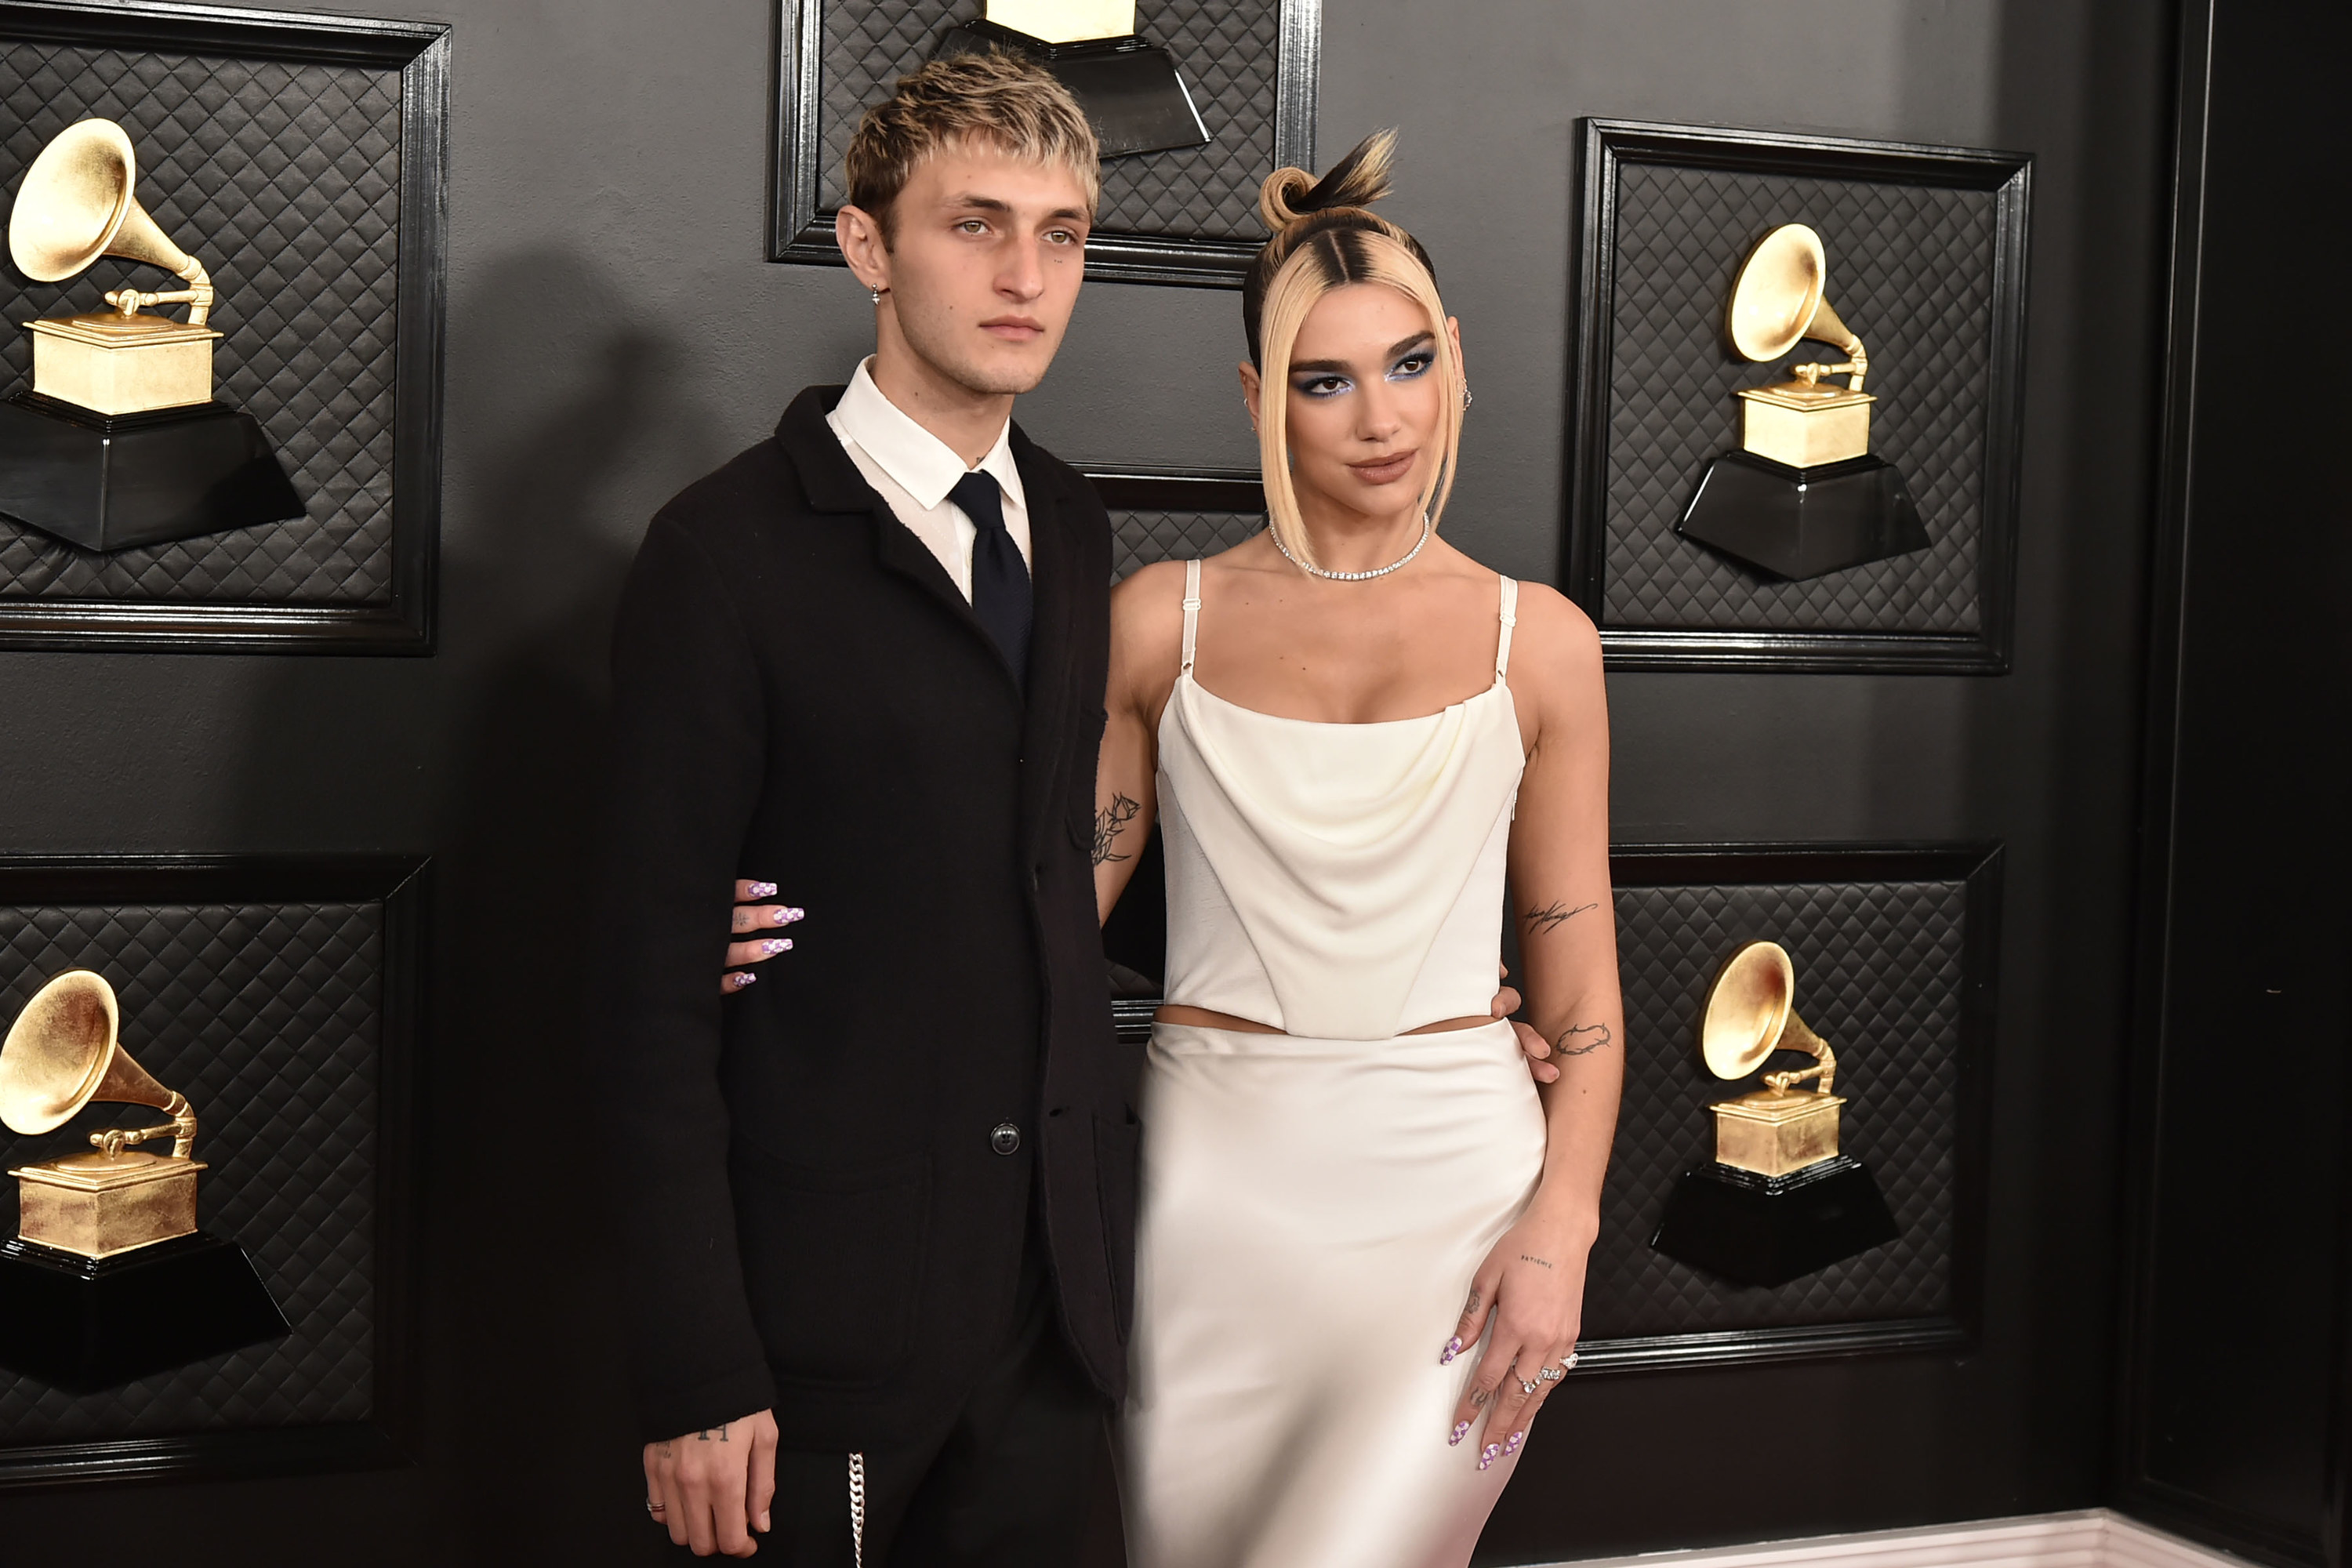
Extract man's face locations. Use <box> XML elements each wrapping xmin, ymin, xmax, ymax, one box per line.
<box><xmin>872</xmin><ymin>143</ymin><xmax>1091</xmax><ymax>397</ymax></box>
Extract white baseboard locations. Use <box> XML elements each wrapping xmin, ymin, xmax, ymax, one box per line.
<box><xmin>1527</xmin><ymin>1508</ymin><xmax>2252</xmax><ymax>1568</ymax></box>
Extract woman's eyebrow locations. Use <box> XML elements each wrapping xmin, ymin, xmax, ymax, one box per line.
<box><xmin>1290</xmin><ymin>332</ymin><xmax>1435</xmax><ymax>376</ymax></box>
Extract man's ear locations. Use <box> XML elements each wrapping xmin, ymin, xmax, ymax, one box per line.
<box><xmin>1238</xmin><ymin>361</ymin><xmax>1264</xmax><ymax>434</ymax></box>
<box><xmin>837</xmin><ymin>203</ymin><xmax>892</xmax><ymax>296</ymax></box>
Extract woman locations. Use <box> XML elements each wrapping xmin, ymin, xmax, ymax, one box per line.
<box><xmin>1091</xmin><ymin>132</ymin><xmax>1624</xmax><ymax>1567</ymax></box>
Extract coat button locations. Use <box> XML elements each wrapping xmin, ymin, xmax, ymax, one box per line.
<box><xmin>989</xmin><ymin>1122</ymin><xmax>1022</xmax><ymax>1156</ymax></box>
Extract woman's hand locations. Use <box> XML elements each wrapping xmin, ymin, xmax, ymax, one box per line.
<box><xmin>721</xmin><ymin>879</ymin><xmax>803</xmax><ymax>995</ymax></box>
<box><xmin>1492</xmin><ymin>964</ymin><xmax>1559</xmax><ymax>1084</ymax></box>
<box><xmin>1443</xmin><ymin>1212</ymin><xmax>1592</xmax><ymax>1466</ymax></box>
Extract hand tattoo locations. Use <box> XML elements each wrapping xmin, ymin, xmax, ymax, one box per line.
<box><xmin>1555</xmin><ymin>1022</ymin><xmax>1614</xmax><ymax>1056</ymax></box>
<box><xmin>1523</xmin><ymin>900</ymin><xmax>1599</xmax><ymax>935</ymax></box>
<box><xmin>695</xmin><ymin>1427</ymin><xmax>728</xmax><ymax>1443</ymax></box>
<box><xmin>655</xmin><ymin>1441</ymin><xmax>674</xmax><ymax>1457</ymax></box>
<box><xmin>1463</xmin><ymin>1287</ymin><xmax>1482</xmax><ymax>1316</ymax></box>
<box><xmin>1092</xmin><ymin>793</ymin><xmax>1142</xmax><ymax>866</ymax></box>
<box><xmin>1519</xmin><ymin>1254</ymin><xmax>1553</xmax><ymax>1269</ymax></box>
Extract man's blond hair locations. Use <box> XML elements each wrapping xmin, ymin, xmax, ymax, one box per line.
<box><xmin>844</xmin><ymin>51</ymin><xmax>1101</xmax><ymax>239</ymax></box>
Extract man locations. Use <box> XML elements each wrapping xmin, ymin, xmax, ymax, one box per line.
<box><xmin>593</xmin><ymin>54</ymin><xmax>1127</xmax><ymax>1563</ymax></box>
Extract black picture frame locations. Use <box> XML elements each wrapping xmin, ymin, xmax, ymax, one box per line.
<box><xmin>1573</xmin><ymin>842</ymin><xmax>2002</xmax><ymax>1374</ymax></box>
<box><xmin>1086</xmin><ymin>465</ymin><xmax>1262</xmax><ymax>513</ymax></box>
<box><xmin>1568</xmin><ymin>120</ymin><xmax>2031</xmax><ymax>673</ymax></box>
<box><xmin>0</xmin><ymin>0</ymin><xmax>448</xmax><ymax>654</ymax></box>
<box><xmin>769</xmin><ymin>0</ymin><xmax>1319</xmax><ymax>286</ymax></box>
<box><xmin>0</xmin><ymin>853</ymin><xmax>429</xmax><ymax>1490</ymax></box>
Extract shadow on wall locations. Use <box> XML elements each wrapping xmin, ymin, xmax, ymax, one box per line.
<box><xmin>223</xmin><ymin>246</ymin><xmax>725</xmax><ymax>1563</ymax></box>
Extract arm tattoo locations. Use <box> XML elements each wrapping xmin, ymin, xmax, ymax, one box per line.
<box><xmin>1555</xmin><ymin>1023</ymin><xmax>1614</xmax><ymax>1056</ymax></box>
<box><xmin>1523</xmin><ymin>900</ymin><xmax>1599</xmax><ymax>935</ymax></box>
<box><xmin>1519</xmin><ymin>1254</ymin><xmax>1554</xmax><ymax>1269</ymax></box>
<box><xmin>1092</xmin><ymin>793</ymin><xmax>1142</xmax><ymax>866</ymax></box>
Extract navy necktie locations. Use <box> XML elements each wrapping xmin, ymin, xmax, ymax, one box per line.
<box><xmin>951</xmin><ymin>470</ymin><xmax>1031</xmax><ymax>688</ymax></box>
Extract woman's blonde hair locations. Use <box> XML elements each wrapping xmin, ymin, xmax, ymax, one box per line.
<box><xmin>1243</xmin><ymin>131</ymin><xmax>1461</xmax><ymax>571</ymax></box>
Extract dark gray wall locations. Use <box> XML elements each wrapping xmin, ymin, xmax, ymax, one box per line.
<box><xmin>0</xmin><ymin>0</ymin><xmax>2170</xmax><ymax>1562</ymax></box>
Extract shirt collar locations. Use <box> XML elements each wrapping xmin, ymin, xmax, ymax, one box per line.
<box><xmin>833</xmin><ymin>358</ymin><xmax>1025</xmax><ymax>514</ymax></box>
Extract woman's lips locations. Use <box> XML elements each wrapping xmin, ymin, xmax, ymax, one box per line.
<box><xmin>1349</xmin><ymin>451</ymin><xmax>1417</xmax><ymax>485</ymax></box>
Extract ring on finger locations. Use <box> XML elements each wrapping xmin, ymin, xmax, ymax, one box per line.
<box><xmin>1517</xmin><ymin>1375</ymin><xmax>1540</xmax><ymax>1396</ymax></box>
<box><xmin>1539</xmin><ymin>1363</ymin><xmax>1564</xmax><ymax>1381</ymax></box>
<box><xmin>645</xmin><ymin>1500</ymin><xmax>666</xmax><ymax>1515</ymax></box>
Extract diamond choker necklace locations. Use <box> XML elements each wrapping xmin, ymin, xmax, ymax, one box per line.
<box><xmin>1270</xmin><ymin>511</ymin><xmax>1432</xmax><ymax>582</ymax></box>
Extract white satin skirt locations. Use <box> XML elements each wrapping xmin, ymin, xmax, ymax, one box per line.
<box><xmin>1119</xmin><ymin>1018</ymin><xmax>1548</xmax><ymax>1568</ymax></box>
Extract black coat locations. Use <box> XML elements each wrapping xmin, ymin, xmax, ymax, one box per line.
<box><xmin>591</xmin><ymin>386</ymin><xmax>1131</xmax><ymax>1449</ymax></box>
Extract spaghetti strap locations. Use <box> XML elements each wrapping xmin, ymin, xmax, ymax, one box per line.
<box><xmin>1181</xmin><ymin>559</ymin><xmax>1203</xmax><ymax>675</ymax></box>
<box><xmin>1495</xmin><ymin>576</ymin><xmax>1519</xmax><ymax>679</ymax></box>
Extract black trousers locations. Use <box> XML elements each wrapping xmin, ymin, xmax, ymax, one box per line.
<box><xmin>753</xmin><ymin>1247</ymin><xmax>1111</xmax><ymax>1566</ymax></box>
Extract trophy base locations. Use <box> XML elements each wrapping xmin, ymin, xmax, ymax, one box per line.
<box><xmin>0</xmin><ymin>391</ymin><xmax>303</xmax><ymax>552</ymax></box>
<box><xmin>1677</xmin><ymin>450</ymin><xmax>1927</xmax><ymax>581</ymax></box>
<box><xmin>938</xmin><ymin>21</ymin><xmax>1209</xmax><ymax>158</ymax></box>
<box><xmin>1649</xmin><ymin>1154</ymin><xmax>1899</xmax><ymax>1287</ymax></box>
<box><xmin>0</xmin><ymin>1231</ymin><xmax>289</xmax><ymax>1392</ymax></box>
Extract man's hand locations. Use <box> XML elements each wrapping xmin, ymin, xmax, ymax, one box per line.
<box><xmin>644</xmin><ymin>1410</ymin><xmax>779</xmax><ymax>1557</ymax></box>
<box><xmin>723</xmin><ymin>880</ymin><xmax>804</xmax><ymax>995</ymax></box>
<box><xmin>1493</xmin><ymin>963</ymin><xmax>1558</xmax><ymax>1083</ymax></box>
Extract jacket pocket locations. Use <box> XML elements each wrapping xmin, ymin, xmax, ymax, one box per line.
<box><xmin>731</xmin><ymin>1142</ymin><xmax>930</xmax><ymax>1386</ymax></box>
<box><xmin>1093</xmin><ymin>1107</ymin><xmax>1142</xmax><ymax>1339</ymax></box>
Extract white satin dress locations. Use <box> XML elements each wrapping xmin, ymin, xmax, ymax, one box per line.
<box><xmin>1120</xmin><ymin>561</ymin><xmax>1548</xmax><ymax>1568</ymax></box>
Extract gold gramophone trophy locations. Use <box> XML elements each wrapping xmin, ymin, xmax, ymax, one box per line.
<box><xmin>0</xmin><ymin>117</ymin><xmax>300</xmax><ymax>552</ymax></box>
<box><xmin>1649</xmin><ymin>941</ymin><xmax>1898</xmax><ymax>1287</ymax></box>
<box><xmin>1675</xmin><ymin>223</ymin><xmax>1928</xmax><ymax>581</ymax></box>
<box><xmin>936</xmin><ymin>1</ymin><xmax>1209</xmax><ymax>158</ymax></box>
<box><xmin>0</xmin><ymin>971</ymin><xmax>286</xmax><ymax>1392</ymax></box>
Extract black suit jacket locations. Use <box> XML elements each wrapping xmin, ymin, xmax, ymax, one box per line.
<box><xmin>592</xmin><ymin>386</ymin><xmax>1131</xmax><ymax>1449</ymax></box>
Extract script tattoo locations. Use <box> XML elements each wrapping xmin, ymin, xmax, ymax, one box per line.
<box><xmin>1093</xmin><ymin>793</ymin><xmax>1142</xmax><ymax>866</ymax></box>
<box><xmin>1523</xmin><ymin>900</ymin><xmax>1599</xmax><ymax>935</ymax></box>
<box><xmin>1519</xmin><ymin>1254</ymin><xmax>1553</xmax><ymax>1269</ymax></box>
<box><xmin>1555</xmin><ymin>1023</ymin><xmax>1614</xmax><ymax>1057</ymax></box>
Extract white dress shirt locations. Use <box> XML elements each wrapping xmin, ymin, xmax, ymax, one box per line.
<box><xmin>826</xmin><ymin>358</ymin><xmax>1031</xmax><ymax>604</ymax></box>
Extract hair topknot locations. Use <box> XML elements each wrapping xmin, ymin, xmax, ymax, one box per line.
<box><xmin>1256</xmin><ymin>127</ymin><xmax>1397</xmax><ymax>231</ymax></box>
<box><xmin>1241</xmin><ymin>129</ymin><xmax>1436</xmax><ymax>367</ymax></box>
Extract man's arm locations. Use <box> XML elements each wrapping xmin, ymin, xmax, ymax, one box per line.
<box><xmin>591</xmin><ymin>513</ymin><xmax>779</xmax><ymax>1448</ymax></box>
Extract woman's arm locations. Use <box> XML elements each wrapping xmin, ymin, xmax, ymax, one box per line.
<box><xmin>1449</xmin><ymin>584</ymin><xmax>1623</xmax><ymax>1461</ymax></box>
<box><xmin>1094</xmin><ymin>561</ymin><xmax>1188</xmax><ymax>924</ymax></box>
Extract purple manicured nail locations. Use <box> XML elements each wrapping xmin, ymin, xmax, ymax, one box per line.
<box><xmin>1478</xmin><ymin>1443</ymin><xmax>1500</xmax><ymax>1471</ymax></box>
<box><xmin>1448</xmin><ymin>1421</ymin><xmax>1470</xmax><ymax>1446</ymax></box>
<box><xmin>1505</xmin><ymin>1431</ymin><xmax>1523</xmax><ymax>1453</ymax></box>
<box><xmin>746</xmin><ymin>881</ymin><xmax>777</xmax><ymax>898</ymax></box>
<box><xmin>761</xmin><ymin>938</ymin><xmax>793</xmax><ymax>956</ymax></box>
<box><xmin>1439</xmin><ymin>1336</ymin><xmax>1461</xmax><ymax>1365</ymax></box>
<box><xmin>732</xmin><ymin>972</ymin><xmax>758</xmax><ymax>989</ymax></box>
<box><xmin>776</xmin><ymin>906</ymin><xmax>804</xmax><ymax>925</ymax></box>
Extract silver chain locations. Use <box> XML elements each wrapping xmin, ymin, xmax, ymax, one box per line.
<box><xmin>1269</xmin><ymin>511</ymin><xmax>1432</xmax><ymax>582</ymax></box>
<box><xmin>848</xmin><ymin>1451</ymin><xmax>866</xmax><ymax>1567</ymax></box>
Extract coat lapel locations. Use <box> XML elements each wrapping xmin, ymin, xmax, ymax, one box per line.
<box><xmin>775</xmin><ymin>385</ymin><xmax>1018</xmax><ymax>693</ymax></box>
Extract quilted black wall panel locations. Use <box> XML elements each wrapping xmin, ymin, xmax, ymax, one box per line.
<box><xmin>1602</xmin><ymin>165</ymin><xmax>1994</xmax><ymax>634</ymax></box>
<box><xmin>0</xmin><ymin>858</ymin><xmax>423</xmax><ymax>1483</ymax></box>
<box><xmin>0</xmin><ymin>45</ymin><xmax>400</xmax><ymax>604</ymax></box>
<box><xmin>1109</xmin><ymin>505</ymin><xmax>1262</xmax><ymax>581</ymax></box>
<box><xmin>1585</xmin><ymin>874</ymin><xmax>1968</xmax><ymax>1343</ymax></box>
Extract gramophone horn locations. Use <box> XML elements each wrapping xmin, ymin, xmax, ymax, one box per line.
<box><xmin>1726</xmin><ymin>223</ymin><xmax>1866</xmax><ymax>391</ymax></box>
<box><xmin>1697</xmin><ymin>940</ymin><xmax>1836</xmax><ymax>1094</ymax></box>
<box><xmin>0</xmin><ymin>970</ymin><xmax>195</xmax><ymax>1158</ymax></box>
<box><xmin>7</xmin><ymin>118</ymin><xmax>213</xmax><ymax>325</ymax></box>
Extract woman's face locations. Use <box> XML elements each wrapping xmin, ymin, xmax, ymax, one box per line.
<box><xmin>1261</xmin><ymin>283</ymin><xmax>1457</xmax><ymax>520</ymax></box>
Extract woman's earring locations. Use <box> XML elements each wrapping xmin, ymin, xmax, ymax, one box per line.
<box><xmin>1461</xmin><ymin>384</ymin><xmax>1475</xmax><ymax>411</ymax></box>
